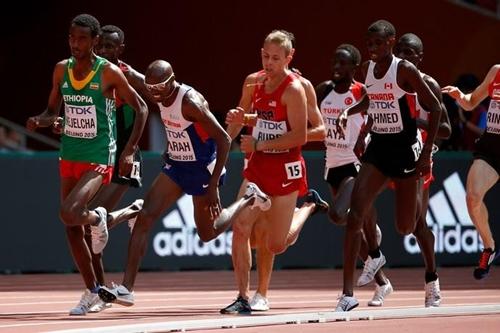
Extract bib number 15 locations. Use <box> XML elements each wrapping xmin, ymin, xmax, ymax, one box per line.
<box><xmin>285</xmin><ymin>161</ymin><xmax>302</xmax><ymax>180</ymax></box>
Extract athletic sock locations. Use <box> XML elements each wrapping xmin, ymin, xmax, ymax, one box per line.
<box><xmin>369</xmin><ymin>247</ymin><xmax>381</xmax><ymax>259</ymax></box>
<box><xmin>425</xmin><ymin>271</ymin><xmax>438</xmax><ymax>284</ymax></box>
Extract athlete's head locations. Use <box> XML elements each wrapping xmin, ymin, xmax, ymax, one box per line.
<box><xmin>366</xmin><ymin>19</ymin><xmax>396</xmax><ymax>62</ymax></box>
<box><xmin>69</xmin><ymin>14</ymin><xmax>100</xmax><ymax>59</ymax></box>
<box><xmin>261</xmin><ymin>30</ymin><xmax>295</xmax><ymax>76</ymax></box>
<box><xmin>145</xmin><ymin>60</ymin><xmax>176</xmax><ymax>102</ymax></box>
<box><xmin>96</xmin><ymin>25</ymin><xmax>125</xmax><ymax>63</ymax></box>
<box><xmin>331</xmin><ymin>44</ymin><xmax>361</xmax><ymax>84</ymax></box>
<box><xmin>395</xmin><ymin>33</ymin><xmax>423</xmax><ymax>67</ymax></box>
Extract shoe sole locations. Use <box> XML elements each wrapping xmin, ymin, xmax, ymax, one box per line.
<box><xmin>250</xmin><ymin>307</ymin><xmax>269</xmax><ymax>311</ymax></box>
<box><xmin>220</xmin><ymin>309</ymin><xmax>252</xmax><ymax>315</ymax></box>
<box><xmin>98</xmin><ymin>289</ymin><xmax>134</xmax><ymax>307</ymax></box>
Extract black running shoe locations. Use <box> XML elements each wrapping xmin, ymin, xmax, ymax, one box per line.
<box><xmin>220</xmin><ymin>296</ymin><xmax>251</xmax><ymax>314</ymax></box>
<box><xmin>473</xmin><ymin>248</ymin><xmax>499</xmax><ymax>280</ymax></box>
<box><xmin>306</xmin><ymin>189</ymin><xmax>329</xmax><ymax>215</ymax></box>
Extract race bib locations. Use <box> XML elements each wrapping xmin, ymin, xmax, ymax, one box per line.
<box><xmin>253</xmin><ymin>119</ymin><xmax>289</xmax><ymax>153</ymax></box>
<box><xmin>166</xmin><ymin>129</ymin><xmax>197</xmax><ymax>161</ymax></box>
<box><xmin>486</xmin><ymin>100</ymin><xmax>500</xmax><ymax>134</ymax></box>
<box><xmin>64</xmin><ymin>104</ymin><xmax>97</xmax><ymax>139</ymax></box>
<box><xmin>285</xmin><ymin>161</ymin><xmax>302</xmax><ymax>180</ymax></box>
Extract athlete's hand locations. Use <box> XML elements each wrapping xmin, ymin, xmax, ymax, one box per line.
<box><xmin>415</xmin><ymin>149</ymin><xmax>432</xmax><ymax>178</ymax></box>
<box><xmin>118</xmin><ymin>151</ymin><xmax>134</xmax><ymax>177</ymax></box>
<box><xmin>225</xmin><ymin>107</ymin><xmax>245</xmax><ymax>125</ymax></box>
<box><xmin>206</xmin><ymin>185</ymin><xmax>222</xmax><ymax>220</ymax></box>
<box><xmin>336</xmin><ymin>111</ymin><xmax>348</xmax><ymax>137</ymax></box>
<box><xmin>353</xmin><ymin>135</ymin><xmax>366</xmax><ymax>159</ymax></box>
<box><xmin>240</xmin><ymin>134</ymin><xmax>257</xmax><ymax>153</ymax></box>
<box><xmin>441</xmin><ymin>86</ymin><xmax>463</xmax><ymax>100</ymax></box>
<box><xmin>26</xmin><ymin>116</ymin><xmax>41</xmax><ymax>131</ymax></box>
<box><xmin>52</xmin><ymin>117</ymin><xmax>63</xmax><ymax>135</ymax></box>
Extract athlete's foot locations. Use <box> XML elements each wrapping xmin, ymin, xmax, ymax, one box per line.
<box><xmin>424</xmin><ymin>278</ymin><xmax>441</xmax><ymax>307</ymax></box>
<box><xmin>220</xmin><ymin>296</ymin><xmax>252</xmax><ymax>315</ymax></box>
<box><xmin>357</xmin><ymin>253</ymin><xmax>386</xmax><ymax>286</ymax></box>
<box><xmin>368</xmin><ymin>279</ymin><xmax>393</xmax><ymax>306</ymax></box>
<box><xmin>335</xmin><ymin>294</ymin><xmax>359</xmax><ymax>312</ymax></box>
<box><xmin>305</xmin><ymin>189</ymin><xmax>329</xmax><ymax>215</ymax></box>
<box><xmin>245</xmin><ymin>182</ymin><xmax>271</xmax><ymax>211</ymax></box>
<box><xmin>90</xmin><ymin>207</ymin><xmax>109</xmax><ymax>254</ymax></box>
<box><xmin>473</xmin><ymin>248</ymin><xmax>499</xmax><ymax>280</ymax></box>
<box><xmin>108</xmin><ymin>199</ymin><xmax>144</xmax><ymax>230</ymax></box>
<box><xmin>98</xmin><ymin>283</ymin><xmax>134</xmax><ymax>307</ymax></box>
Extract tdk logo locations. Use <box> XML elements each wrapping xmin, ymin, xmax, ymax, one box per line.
<box><xmin>153</xmin><ymin>194</ymin><xmax>232</xmax><ymax>257</ymax></box>
<box><xmin>404</xmin><ymin>172</ymin><xmax>481</xmax><ymax>254</ymax></box>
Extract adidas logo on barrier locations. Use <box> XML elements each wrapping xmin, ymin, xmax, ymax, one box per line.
<box><xmin>404</xmin><ymin>172</ymin><xmax>481</xmax><ymax>254</ymax></box>
<box><xmin>153</xmin><ymin>194</ymin><xmax>232</xmax><ymax>257</ymax></box>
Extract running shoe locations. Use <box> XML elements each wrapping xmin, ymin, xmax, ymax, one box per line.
<box><xmin>473</xmin><ymin>248</ymin><xmax>499</xmax><ymax>280</ymax></box>
<box><xmin>90</xmin><ymin>207</ymin><xmax>109</xmax><ymax>254</ymax></box>
<box><xmin>249</xmin><ymin>293</ymin><xmax>269</xmax><ymax>311</ymax></box>
<box><xmin>335</xmin><ymin>294</ymin><xmax>359</xmax><ymax>312</ymax></box>
<box><xmin>245</xmin><ymin>182</ymin><xmax>271</xmax><ymax>211</ymax></box>
<box><xmin>305</xmin><ymin>189</ymin><xmax>329</xmax><ymax>215</ymax></box>
<box><xmin>424</xmin><ymin>278</ymin><xmax>441</xmax><ymax>307</ymax></box>
<box><xmin>357</xmin><ymin>253</ymin><xmax>386</xmax><ymax>287</ymax></box>
<box><xmin>69</xmin><ymin>289</ymin><xmax>99</xmax><ymax>316</ymax></box>
<box><xmin>220</xmin><ymin>296</ymin><xmax>252</xmax><ymax>314</ymax></box>
<box><xmin>368</xmin><ymin>279</ymin><xmax>393</xmax><ymax>306</ymax></box>
<box><xmin>98</xmin><ymin>283</ymin><xmax>134</xmax><ymax>306</ymax></box>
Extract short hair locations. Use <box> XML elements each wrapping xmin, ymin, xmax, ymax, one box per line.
<box><xmin>398</xmin><ymin>33</ymin><xmax>423</xmax><ymax>53</ymax></box>
<box><xmin>264</xmin><ymin>30</ymin><xmax>294</xmax><ymax>55</ymax></box>
<box><xmin>368</xmin><ymin>19</ymin><xmax>396</xmax><ymax>38</ymax></box>
<box><xmin>336</xmin><ymin>44</ymin><xmax>361</xmax><ymax>66</ymax></box>
<box><xmin>71</xmin><ymin>14</ymin><xmax>100</xmax><ymax>37</ymax></box>
<box><xmin>101</xmin><ymin>25</ymin><xmax>125</xmax><ymax>44</ymax></box>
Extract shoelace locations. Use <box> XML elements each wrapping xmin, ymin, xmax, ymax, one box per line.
<box><xmin>478</xmin><ymin>251</ymin><xmax>492</xmax><ymax>269</ymax></box>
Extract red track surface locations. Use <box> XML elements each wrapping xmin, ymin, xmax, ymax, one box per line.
<box><xmin>0</xmin><ymin>267</ymin><xmax>499</xmax><ymax>333</ymax></box>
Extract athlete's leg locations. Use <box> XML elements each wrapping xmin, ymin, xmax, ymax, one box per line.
<box><xmin>192</xmin><ymin>182</ymin><xmax>260</xmax><ymax>242</ymax></box>
<box><xmin>466</xmin><ymin>159</ymin><xmax>499</xmax><ymax>249</ymax></box>
<box><xmin>343</xmin><ymin>163</ymin><xmax>387</xmax><ymax>297</ymax></box>
<box><xmin>60</xmin><ymin>174</ymin><xmax>103</xmax><ymax>291</ymax></box>
<box><xmin>263</xmin><ymin>191</ymin><xmax>298</xmax><ymax>254</ymax></box>
<box><xmin>85</xmin><ymin>182</ymin><xmax>130</xmax><ymax>285</ymax></box>
<box><xmin>286</xmin><ymin>202</ymin><xmax>315</xmax><ymax>247</ymax></box>
<box><xmin>329</xmin><ymin>177</ymin><xmax>355</xmax><ymax>225</ymax></box>
<box><xmin>413</xmin><ymin>185</ymin><xmax>436</xmax><ymax>274</ymax></box>
<box><xmin>229</xmin><ymin>180</ymin><xmax>261</xmax><ymax>300</ymax></box>
<box><xmin>252</xmin><ymin>221</ymin><xmax>274</xmax><ymax>299</ymax></box>
<box><xmin>121</xmin><ymin>173</ymin><xmax>184</xmax><ymax>290</ymax></box>
<box><xmin>393</xmin><ymin>176</ymin><xmax>419</xmax><ymax>235</ymax></box>
<box><xmin>59</xmin><ymin>171</ymin><xmax>106</xmax><ymax>226</ymax></box>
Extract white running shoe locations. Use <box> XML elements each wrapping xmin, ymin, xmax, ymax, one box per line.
<box><xmin>335</xmin><ymin>294</ymin><xmax>359</xmax><ymax>312</ymax></box>
<box><xmin>88</xmin><ymin>298</ymin><xmax>112</xmax><ymax>313</ymax></box>
<box><xmin>98</xmin><ymin>283</ymin><xmax>134</xmax><ymax>306</ymax></box>
<box><xmin>357</xmin><ymin>253</ymin><xmax>386</xmax><ymax>287</ymax></box>
<box><xmin>69</xmin><ymin>289</ymin><xmax>99</xmax><ymax>316</ymax></box>
<box><xmin>245</xmin><ymin>182</ymin><xmax>271</xmax><ymax>211</ymax></box>
<box><xmin>368</xmin><ymin>279</ymin><xmax>393</xmax><ymax>306</ymax></box>
<box><xmin>90</xmin><ymin>207</ymin><xmax>109</xmax><ymax>254</ymax></box>
<box><xmin>249</xmin><ymin>293</ymin><xmax>269</xmax><ymax>311</ymax></box>
<box><xmin>127</xmin><ymin>199</ymin><xmax>144</xmax><ymax>233</ymax></box>
<box><xmin>425</xmin><ymin>278</ymin><xmax>442</xmax><ymax>307</ymax></box>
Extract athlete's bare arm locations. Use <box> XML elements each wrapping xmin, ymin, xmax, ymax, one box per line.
<box><xmin>125</xmin><ymin>68</ymin><xmax>158</xmax><ymax>105</ymax></box>
<box><xmin>442</xmin><ymin>64</ymin><xmax>499</xmax><ymax>110</ymax></box>
<box><xmin>102</xmin><ymin>63</ymin><xmax>148</xmax><ymax>176</ymax></box>
<box><xmin>225</xmin><ymin>73</ymin><xmax>258</xmax><ymax>140</ymax></box>
<box><xmin>418</xmin><ymin>75</ymin><xmax>451</xmax><ymax>140</ymax></box>
<box><xmin>26</xmin><ymin>61</ymin><xmax>66</xmax><ymax>130</ymax></box>
<box><xmin>399</xmin><ymin>60</ymin><xmax>441</xmax><ymax>174</ymax></box>
<box><xmin>183</xmin><ymin>90</ymin><xmax>231</xmax><ymax>212</ymax></box>
<box><xmin>300</xmin><ymin>77</ymin><xmax>326</xmax><ymax>142</ymax></box>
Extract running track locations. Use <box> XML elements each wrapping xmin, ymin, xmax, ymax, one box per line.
<box><xmin>0</xmin><ymin>267</ymin><xmax>499</xmax><ymax>333</ymax></box>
